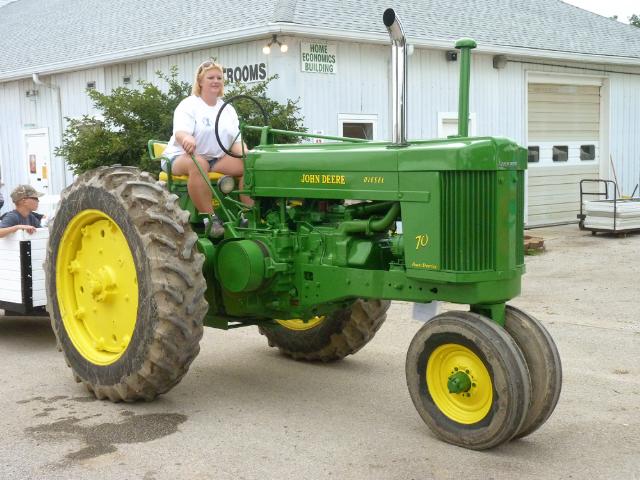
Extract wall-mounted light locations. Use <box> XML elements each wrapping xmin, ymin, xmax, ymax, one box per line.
<box><xmin>493</xmin><ymin>55</ymin><xmax>508</xmax><ymax>69</ymax></box>
<box><xmin>262</xmin><ymin>34</ymin><xmax>288</xmax><ymax>54</ymax></box>
<box><xmin>445</xmin><ymin>50</ymin><xmax>458</xmax><ymax>62</ymax></box>
<box><xmin>25</xmin><ymin>89</ymin><xmax>38</xmax><ymax>97</ymax></box>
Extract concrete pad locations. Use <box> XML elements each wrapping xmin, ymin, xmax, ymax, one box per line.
<box><xmin>0</xmin><ymin>225</ymin><xmax>638</xmax><ymax>479</ymax></box>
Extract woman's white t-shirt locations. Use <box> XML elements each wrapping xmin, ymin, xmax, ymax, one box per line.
<box><xmin>163</xmin><ymin>95</ymin><xmax>241</xmax><ymax>160</ymax></box>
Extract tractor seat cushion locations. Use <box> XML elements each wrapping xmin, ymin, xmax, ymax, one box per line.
<box><xmin>150</xmin><ymin>140</ymin><xmax>225</xmax><ymax>182</ymax></box>
<box><xmin>158</xmin><ymin>171</ymin><xmax>225</xmax><ymax>182</ymax></box>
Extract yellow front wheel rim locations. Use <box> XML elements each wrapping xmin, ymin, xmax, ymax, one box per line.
<box><xmin>55</xmin><ymin>209</ymin><xmax>138</xmax><ymax>365</ymax></box>
<box><xmin>427</xmin><ymin>343</ymin><xmax>493</xmax><ymax>424</ymax></box>
<box><xmin>276</xmin><ymin>316</ymin><xmax>325</xmax><ymax>331</ymax></box>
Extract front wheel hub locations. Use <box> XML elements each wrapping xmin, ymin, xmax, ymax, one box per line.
<box><xmin>447</xmin><ymin>371</ymin><xmax>472</xmax><ymax>394</ymax></box>
<box><xmin>427</xmin><ymin>344</ymin><xmax>493</xmax><ymax>424</ymax></box>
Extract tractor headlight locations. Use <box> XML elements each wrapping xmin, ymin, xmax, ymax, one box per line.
<box><xmin>218</xmin><ymin>175</ymin><xmax>236</xmax><ymax>194</ymax></box>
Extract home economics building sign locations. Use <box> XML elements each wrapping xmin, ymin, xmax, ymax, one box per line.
<box><xmin>301</xmin><ymin>42</ymin><xmax>337</xmax><ymax>74</ymax></box>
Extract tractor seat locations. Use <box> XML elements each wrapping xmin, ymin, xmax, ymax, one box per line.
<box><xmin>158</xmin><ymin>171</ymin><xmax>224</xmax><ymax>182</ymax></box>
<box><xmin>148</xmin><ymin>140</ymin><xmax>224</xmax><ymax>182</ymax></box>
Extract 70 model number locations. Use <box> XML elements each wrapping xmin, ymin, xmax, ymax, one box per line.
<box><xmin>415</xmin><ymin>234</ymin><xmax>429</xmax><ymax>250</ymax></box>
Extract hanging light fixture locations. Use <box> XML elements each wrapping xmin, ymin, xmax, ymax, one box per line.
<box><xmin>263</xmin><ymin>34</ymin><xmax>288</xmax><ymax>54</ymax></box>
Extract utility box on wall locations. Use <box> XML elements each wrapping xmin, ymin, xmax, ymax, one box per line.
<box><xmin>0</xmin><ymin>229</ymin><xmax>48</xmax><ymax>314</ymax></box>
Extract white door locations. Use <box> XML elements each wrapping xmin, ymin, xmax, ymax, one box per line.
<box><xmin>23</xmin><ymin>128</ymin><xmax>51</xmax><ymax>194</ymax></box>
<box><xmin>527</xmin><ymin>83</ymin><xmax>601</xmax><ymax>226</ymax></box>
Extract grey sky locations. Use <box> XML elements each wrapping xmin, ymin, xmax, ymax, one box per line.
<box><xmin>562</xmin><ymin>0</ymin><xmax>637</xmax><ymax>23</ymax></box>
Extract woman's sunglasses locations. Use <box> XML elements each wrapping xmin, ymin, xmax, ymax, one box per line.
<box><xmin>197</xmin><ymin>60</ymin><xmax>218</xmax><ymax>73</ymax></box>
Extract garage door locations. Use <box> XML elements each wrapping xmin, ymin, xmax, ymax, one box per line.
<box><xmin>527</xmin><ymin>83</ymin><xmax>600</xmax><ymax>226</ymax></box>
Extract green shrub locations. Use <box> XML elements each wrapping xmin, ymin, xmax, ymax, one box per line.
<box><xmin>56</xmin><ymin>67</ymin><xmax>306</xmax><ymax>175</ymax></box>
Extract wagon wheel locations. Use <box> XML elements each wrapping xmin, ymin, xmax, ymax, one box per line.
<box><xmin>504</xmin><ymin>305</ymin><xmax>562</xmax><ymax>439</ymax></box>
<box><xmin>215</xmin><ymin>94</ymin><xmax>269</xmax><ymax>158</ymax></box>
<box><xmin>44</xmin><ymin>166</ymin><xmax>208</xmax><ymax>402</ymax></box>
<box><xmin>405</xmin><ymin>311</ymin><xmax>531</xmax><ymax>450</ymax></box>
<box><xmin>259</xmin><ymin>299</ymin><xmax>390</xmax><ymax>361</ymax></box>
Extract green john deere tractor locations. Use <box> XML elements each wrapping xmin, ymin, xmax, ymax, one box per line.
<box><xmin>44</xmin><ymin>9</ymin><xmax>561</xmax><ymax>450</ymax></box>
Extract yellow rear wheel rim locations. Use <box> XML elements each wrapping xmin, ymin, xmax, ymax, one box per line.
<box><xmin>426</xmin><ymin>343</ymin><xmax>493</xmax><ymax>424</ymax></box>
<box><xmin>55</xmin><ymin>209</ymin><xmax>138</xmax><ymax>365</ymax></box>
<box><xmin>276</xmin><ymin>316</ymin><xmax>325</xmax><ymax>331</ymax></box>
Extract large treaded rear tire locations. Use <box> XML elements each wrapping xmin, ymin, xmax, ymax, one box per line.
<box><xmin>44</xmin><ymin>166</ymin><xmax>208</xmax><ymax>402</ymax></box>
<box><xmin>259</xmin><ymin>299</ymin><xmax>390</xmax><ymax>361</ymax></box>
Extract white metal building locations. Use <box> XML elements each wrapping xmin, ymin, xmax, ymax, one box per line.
<box><xmin>1</xmin><ymin>0</ymin><xmax>639</xmax><ymax>226</ymax></box>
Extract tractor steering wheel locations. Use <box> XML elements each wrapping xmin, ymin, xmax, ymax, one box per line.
<box><xmin>215</xmin><ymin>95</ymin><xmax>269</xmax><ymax>158</ymax></box>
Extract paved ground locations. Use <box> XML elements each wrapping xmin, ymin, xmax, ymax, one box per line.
<box><xmin>1</xmin><ymin>225</ymin><xmax>638</xmax><ymax>480</ymax></box>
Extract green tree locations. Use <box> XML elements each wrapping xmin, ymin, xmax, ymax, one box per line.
<box><xmin>56</xmin><ymin>67</ymin><xmax>306</xmax><ymax>175</ymax></box>
<box><xmin>629</xmin><ymin>14</ymin><xmax>640</xmax><ymax>27</ymax></box>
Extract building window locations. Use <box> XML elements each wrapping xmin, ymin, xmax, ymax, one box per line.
<box><xmin>437</xmin><ymin>112</ymin><xmax>477</xmax><ymax>138</ymax></box>
<box><xmin>527</xmin><ymin>146</ymin><xmax>540</xmax><ymax>163</ymax></box>
<box><xmin>343</xmin><ymin>122</ymin><xmax>373</xmax><ymax>140</ymax></box>
<box><xmin>580</xmin><ymin>144</ymin><xmax>595</xmax><ymax>161</ymax></box>
<box><xmin>552</xmin><ymin>145</ymin><xmax>568</xmax><ymax>162</ymax></box>
<box><xmin>338</xmin><ymin>114</ymin><xmax>378</xmax><ymax>140</ymax></box>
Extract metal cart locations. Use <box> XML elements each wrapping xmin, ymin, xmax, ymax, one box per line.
<box><xmin>577</xmin><ymin>179</ymin><xmax>640</xmax><ymax>235</ymax></box>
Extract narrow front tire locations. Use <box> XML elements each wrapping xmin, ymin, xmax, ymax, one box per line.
<box><xmin>406</xmin><ymin>311</ymin><xmax>531</xmax><ymax>450</ymax></box>
<box><xmin>504</xmin><ymin>305</ymin><xmax>562</xmax><ymax>438</ymax></box>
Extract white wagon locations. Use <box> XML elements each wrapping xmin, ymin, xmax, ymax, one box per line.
<box><xmin>0</xmin><ymin>229</ymin><xmax>49</xmax><ymax>315</ymax></box>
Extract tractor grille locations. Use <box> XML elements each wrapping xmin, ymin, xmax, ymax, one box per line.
<box><xmin>441</xmin><ymin>171</ymin><xmax>496</xmax><ymax>272</ymax></box>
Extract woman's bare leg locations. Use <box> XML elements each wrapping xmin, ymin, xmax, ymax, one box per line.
<box><xmin>171</xmin><ymin>153</ymin><xmax>214</xmax><ymax>213</ymax></box>
<box><xmin>213</xmin><ymin>155</ymin><xmax>253</xmax><ymax>206</ymax></box>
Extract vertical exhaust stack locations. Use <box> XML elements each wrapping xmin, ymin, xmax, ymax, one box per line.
<box><xmin>383</xmin><ymin>8</ymin><xmax>408</xmax><ymax>146</ymax></box>
<box><xmin>455</xmin><ymin>38</ymin><xmax>477</xmax><ymax>137</ymax></box>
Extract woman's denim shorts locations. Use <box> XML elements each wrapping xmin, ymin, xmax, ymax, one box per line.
<box><xmin>161</xmin><ymin>155</ymin><xmax>218</xmax><ymax>173</ymax></box>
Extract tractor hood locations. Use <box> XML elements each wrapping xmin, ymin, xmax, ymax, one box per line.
<box><xmin>246</xmin><ymin>138</ymin><xmax>526</xmax><ymax>201</ymax></box>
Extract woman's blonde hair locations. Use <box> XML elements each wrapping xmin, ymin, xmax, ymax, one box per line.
<box><xmin>192</xmin><ymin>60</ymin><xmax>225</xmax><ymax>96</ymax></box>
